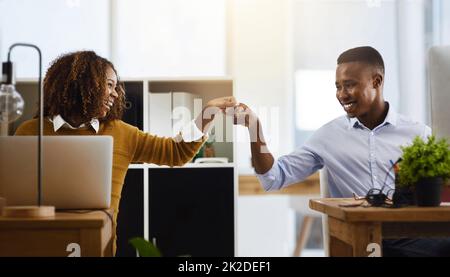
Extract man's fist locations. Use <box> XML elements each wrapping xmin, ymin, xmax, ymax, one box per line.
<box><xmin>232</xmin><ymin>103</ymin><xmax>258</xmax><ymax>128</ymax></box>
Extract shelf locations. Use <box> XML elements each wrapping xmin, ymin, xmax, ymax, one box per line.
<box><xmin>144</xmin><ymin>76</ymin><xmax>232</xmax><ymax>81</ymax></box>
<box><xmin>163</xmin><ymin>162</ymin><xmax>235</xmax><ymax>168</ymax></box>
<box><xmin>128</xmin><ymin>164</ymin><xmax>147</xmax><ymax>169</ymax></box>
<box><xmin>146</xmin><ymin>78</ymin><xmax>234</xmax><ymax>163</ymax></box>
<box><xmin>129</xmin><ymin>163</ymin><xmax>235</xmax><ymax>169</ymax></box>
<box><xmin>15</xmin><ymin>78</ymin><xmax>40</xmax><ymax>83</ymax></box>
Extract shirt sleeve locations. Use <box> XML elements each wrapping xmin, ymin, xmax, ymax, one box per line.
<box><xmin>130</xmin><ymin>127</ymin><xmax>206</xmax><ymax>166</ymax></box>
<box><xmin>256</xmin><ymin>143</ymin><xmax>324</xmax><ymax>191</ymax></box>
<box><xmin>422</xmin><ymin>124</ymin><xmax>432</xmax><ymax>140</ymax></box>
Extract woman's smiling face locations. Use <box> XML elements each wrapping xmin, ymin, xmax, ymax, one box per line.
<box><xmin>99</xmin><ymin>66</ymin><xmax>119</xmax><ymax>119</ymax></box>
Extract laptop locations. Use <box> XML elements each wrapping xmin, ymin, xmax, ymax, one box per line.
<box><xmin>0</xmin><ymin>136</ymin><xmax>113</xmax><ymax>209</ymax></box>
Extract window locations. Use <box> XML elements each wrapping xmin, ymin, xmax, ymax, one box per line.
<box><xmin>292</xmin><ymin>0</ymin><xmax>432</xmax><ymax>146</ymax></box>
<box><xmin>295</xmin><ymin>70</ymin><xmax>342</xmax><ymax>131</ymax></box>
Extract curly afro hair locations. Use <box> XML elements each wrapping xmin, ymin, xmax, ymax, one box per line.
<box><xmin>41</xmin><ymin>51</ymin><xmax>126</xmax><ymax>122</ymax></box>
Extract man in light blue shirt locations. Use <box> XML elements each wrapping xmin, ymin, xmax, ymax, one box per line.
<box><xmin>257</xmin><ymin>104</ymin><xmax>430</xmax><ymax>198</ymax></box>
<box><xmin>235</xmin><ymin>46</ymin><xmax>450</xmax><ymax>257</ymax></box>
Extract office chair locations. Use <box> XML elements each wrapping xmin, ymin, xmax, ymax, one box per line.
<box><xmin>291</xmin><ymin>196</ymin><xmax>320</xmax><ymax>257</ymax></box>
<box><xmin>429</xmin><ymin>45</ymin><xmax>450</xmax><ymax>202</ymax></box>
<box><xmin>290</xmin><ymin>169</ymin><xmax>329</xmax><ymax>257</ymax></box>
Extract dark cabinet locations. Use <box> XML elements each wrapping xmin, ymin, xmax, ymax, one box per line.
<box><xmin>122</xmin><ymin>81</ymin><xmax>144</xmax><ymax>130</ymax></box>
<box><xmin>116</xmin><ymin>168</ymin><xmax>144</xmax><ymax>257</ymax></box>
<box><xmin>148</xmin><ymin>167</ymin><xmax>235</xmax><ymax>257</ymax></box>
<box><xmin>116</xmin><ymin>81</ymin><xmax>145</xmax><ymax>257</ymax></box>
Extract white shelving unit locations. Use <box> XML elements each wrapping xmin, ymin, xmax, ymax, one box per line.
<box><xmin>125</xmin><ymin>77</ymin><xmax>237</xmax><ymax>257</ymax></box>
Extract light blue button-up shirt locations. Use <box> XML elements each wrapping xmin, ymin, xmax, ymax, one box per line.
<box><xmin>257</xmin><ymin>105</ymin><xmax>431</xmax><ymax>197</ymax></box>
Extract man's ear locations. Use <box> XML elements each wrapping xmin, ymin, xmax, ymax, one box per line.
<box><xmin>373</xmin><ymin>73</ymin><xmax>383</xmax><ymax>89</ymax></box>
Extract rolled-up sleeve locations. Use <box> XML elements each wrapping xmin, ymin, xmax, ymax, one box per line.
<box><xmin>177</xmin><ymin>119</ymin><xmax>208</xmax><ymax>142</ymax></box>
<box><xmin>256</xmin><ymin>145</ymin><xmax>324</xmax><ymax>191</ymax></box>
<box><xmin>422</xmin><ymin>125</ymin><xmax>432</xmax><ymax>140</ymax></box>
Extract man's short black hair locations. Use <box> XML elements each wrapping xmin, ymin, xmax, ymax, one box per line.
<box><xmin>337</xmin><ymin>46</ymin><xmax>385</xmax><ymax>75</ymax></box>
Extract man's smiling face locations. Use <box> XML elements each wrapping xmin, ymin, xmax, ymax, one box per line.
<box><xmin>335</xmin><ymin>61</ymin><xmax>379</xmax><ymax>119</ymax></box>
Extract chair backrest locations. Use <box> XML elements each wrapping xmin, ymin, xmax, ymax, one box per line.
<box><xmin>319</xmin><ymin>168</ymin><xmax>330</xmax><ymax>256</ymax></box>
<box><xmin>429</xmin><ymin>45</ymin><xmax>450</xmax><ymax>140</ymax></box>
<box><xmin>429</xmin><ymin>45</ymin><xmax>450</xmax><ymax>202</ymax></box>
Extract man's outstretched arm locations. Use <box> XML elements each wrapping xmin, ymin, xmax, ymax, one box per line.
<box><xmin>233</xmin><ymin>103</ymin><xmax>322</xmax><ymax>191</ymax></box>
<box><xmin>233</xmin><ymin>103</ymin><xmax>274</xmax><ymax>174</ymax></box>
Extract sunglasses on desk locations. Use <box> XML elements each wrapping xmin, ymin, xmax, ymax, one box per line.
<box><xmin>353</xmin><ymin>188</ymin><xmax>393</xmax><ymax>207</ymax></box>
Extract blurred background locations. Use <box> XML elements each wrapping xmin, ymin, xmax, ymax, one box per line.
<box><xmin>1</xmin><ymin>0</ymin><xmax>449</xmax><ymax>256</ymax></box>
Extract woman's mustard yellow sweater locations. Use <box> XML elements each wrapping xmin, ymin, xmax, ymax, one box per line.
<box><xmin>15</xmin><ymin>118</ymin><xmax>205</xmax><ymax>255</ymax></box>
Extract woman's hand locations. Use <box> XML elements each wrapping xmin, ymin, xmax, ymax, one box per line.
<box><xmin>205</xmin><ymin>96</ymin><xmax>237</xmax><ymax>111</ymax></box>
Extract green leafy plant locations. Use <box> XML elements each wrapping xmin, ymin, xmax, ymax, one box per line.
<box><xmin>397</xmin><ymin>135</ymin><xmax>450</xmax><ymax>187</ymax></box>
<box><xmin>129</xmin><ymin>237</ymin><xmax>162</xmax><ymax>257</ymax></box>
<box><xmin>129</xmin><ymin>237</ymin><xmax>191</xmax><ymax>257</ymax></box>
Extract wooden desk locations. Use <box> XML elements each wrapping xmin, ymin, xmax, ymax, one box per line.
<box><xmin>0</xmin><ymin>210</ymin><xmax>113</xmax><ymax>257</ymax></box>
<box><xmin>309</xmin><ymin>198</ymin><xmax>450</xmax><ymax>257</ymax></box>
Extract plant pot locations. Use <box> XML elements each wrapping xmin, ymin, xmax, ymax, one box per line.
<box><xmin>393</xmin><ymin>187</ymin><xmax>416</xmax><ymax>207</ymax></box>
<box><xmin>415</xmin><ymin>177</ymin><xmax>443</xmax><ymax>207</ymax></box>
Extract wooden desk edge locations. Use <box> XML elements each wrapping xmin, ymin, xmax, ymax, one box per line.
<box><xmin>0</xmin><ymin>209</ymin><xmax>114</xmax><ymax>257</ymax></box>
<box><xmin>0</xmin><ymin>210</ymin><xmax>113</xmax><ymax>229</ymax></box>
<box><xmin>309</xmin><ymin>198</ymin><xmax>450</xmax><ymax>222</ymax></box>
<box><xmin>309</xmin><ymin>198</ymin><xmax>347</xmax><ymax>220</ymax></box>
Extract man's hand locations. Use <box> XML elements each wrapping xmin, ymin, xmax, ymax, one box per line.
<box><xmin>232</xmin><ymin>103</ymin><xmax>258</xmax><ymax>128</ymax></box>
<box><xmin>232</xmin><ymin>103</ymin><xmax>274</xmax><ymax>174</ymax></box>
<box><xmin>195</xmin><ymin>96</ymin><xmax>237</xmax><ymax>133</ymax></box>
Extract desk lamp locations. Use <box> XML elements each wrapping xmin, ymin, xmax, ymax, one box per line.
<box><xmin>1</xmin><ymin>43</ymin><xmax>54</xmax><ymax>217</ymax></box>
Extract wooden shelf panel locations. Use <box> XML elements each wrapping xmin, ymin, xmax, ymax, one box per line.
<box><xmin>238</xmin><ymin>173</ymin><xmax>320</xmax><ymax>196</ymax></box>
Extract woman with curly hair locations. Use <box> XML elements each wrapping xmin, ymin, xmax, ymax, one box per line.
<box><xmin>14</xmin><ymin>51</ymin><xmax>236</xmax><ymax>255</ymax></box>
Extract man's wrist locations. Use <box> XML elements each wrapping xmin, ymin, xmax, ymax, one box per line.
<box><xmin>248</xmin><ymin>119</ymin><xmax>263</xmax><ymax>143</ymax></box>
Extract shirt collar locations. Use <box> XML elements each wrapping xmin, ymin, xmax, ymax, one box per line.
<box><xmin>347</xmin><ymin>102</ymin><xmax>398</xmax><ymax>130</ymax></box>
<box><xmin>51</xmin><ymin>115</ymin><xmax>100</xmax><ymax>133</ymax></box>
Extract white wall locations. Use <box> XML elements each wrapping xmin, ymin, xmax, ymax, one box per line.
<box><xmin>237</xmin><ymin>195</ymin><xmax>296</xmax><ymax>257</ymax></box>
<box><xmin>227</xmin><ymin>0</ymin><xmax>297</xmax><ymax>257</ymax></box>
<box><xmin>396</xmin><ymin>0</ymin><xmax>427</xmax><ymax>124</ymax></box>
<box><xmin>112</xmin><ymin>0</ymin><xmax>226</xmax><ymax>77</ymax></box>
<box><xmin>439</xmin><ymin>0</ymin><xmax>450</xmax><ymax>45</ymax></box>
<box><xmin>228</xmin><ymin>0</ymin><xmax>294</xmax><ymax>174</ymax></box>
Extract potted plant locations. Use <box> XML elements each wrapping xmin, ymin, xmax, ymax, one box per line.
<box><xmin>396</xmin><ymin>135</ymin><xmax>450</xmax><ymax>207</ymax></box>
<box><xmin>129</xmin><ymin>237</ymin><xmax>190</xmax><ymax>257</ymax></box>
<box><xmin>129</xmin><ymin>237</ymin><xmax>162</xmax><ymax>257</ymax></box>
